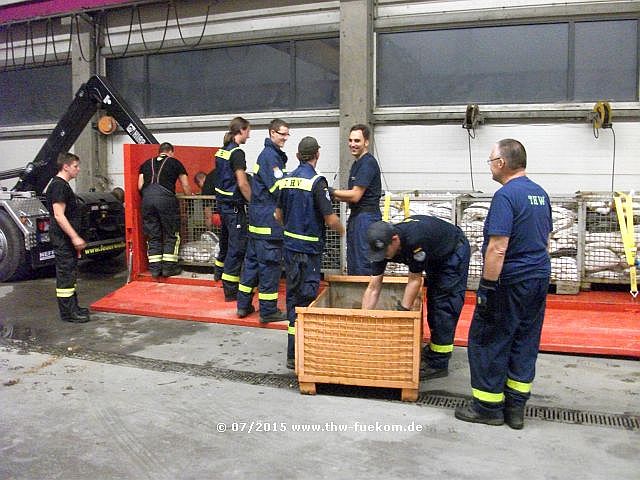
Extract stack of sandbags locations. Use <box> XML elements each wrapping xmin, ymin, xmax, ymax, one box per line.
<box><xmin>179</xmin><ymin>231</ymin><xmax>220</xmax><ymax>264</ymax></box>
<box><xmin>549</xmin><ymin>205</ymin><xmax>579</xmax><ymax>281</ymax></box>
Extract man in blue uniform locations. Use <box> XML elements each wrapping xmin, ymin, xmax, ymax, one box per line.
<box><xmin>332</xmin><ymin>124</ymin><xmax>382</xmax><ymax>275</ymax></box>
<box><xmin>277</xmin><ymin>137</ymin><xmax>344</xmax><ymax>369</ymax></box>
<box><xmin>362</xmin><ymin>216</ymin><xmax>471</xmax><ymax>379</ymax></box>
<box><xmin>46</xmin><ymin>153</ymin><xmax>90</xmax><ymax>323</ymax></box>
<box><xmin>455</xmin><ymin>139</ymin><xmax>552</xmax><ymax>430</ymax></box>
<box><xmin>212</xmin><ymin>117</ymin><xmax>252</xmax><ymax>300</ymax></box>
<box><xmin>237</xmin><ymin>119</ymin><xmax>289</xmax><ymax>322</ymax></box>
<box><xmin>138</xmin><ymin>142</ymin><xmax>192</xmax><ymax>278</ymax></box>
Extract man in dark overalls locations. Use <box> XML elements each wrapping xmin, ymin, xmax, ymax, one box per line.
<box><xmin>138</xmin><ymin>142</ymin><xmax>191</xmax><ymax>278</ymax></box>
<box><xmin>46</xmin><ymin>153</ymin><xmax>90</xmax><ymax>323</ymax></box>
<box><xmin>363</xmin><ymin>217</ymin><xmax>471</xmax><ymax>379</ymax></box>
<box><xmin>211</xmin><ymin>118</ymin><xmax>252</xmax><ymax>300</ymax></box>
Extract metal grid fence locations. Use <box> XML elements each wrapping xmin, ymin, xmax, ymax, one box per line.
<box><xmin>579</xmin><ymin>192</ymin><xmax>639</xmax><ymax>287</ymax></box>
<box><xmin>456</xmin><ymin>194</ymin><xmax>582</xmax><ymax>292</ymax></box>
<box><xmin>177</xmin><ymin>196</ymin><xmax>343</xmax><ymax>272</ymax></box>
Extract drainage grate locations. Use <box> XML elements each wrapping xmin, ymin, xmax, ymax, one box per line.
<box><xmin>11</xmin><ymin>341</ymin><xmax>640</xmax><ymax>431</ymax></box>
<box><xmin>418</xmin><ymin>391</ymin><xmax>640</xmax><ymax>431</ymax></box>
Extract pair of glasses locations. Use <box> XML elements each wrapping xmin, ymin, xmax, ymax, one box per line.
<box><xmin>274</xmin><ymin>131</ymin><xmax>290</xmax><ymax>137</ymax></box>
<box><xmin>487</xmin><ymin>157</ymin><xmax>502</xmax><ymax>164</ymax></box>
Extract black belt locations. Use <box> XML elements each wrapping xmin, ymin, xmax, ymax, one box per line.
<box><xmin>349</xmin><ymin>205</ymin><xmax>380</xmax><ymax>217</ymax></box>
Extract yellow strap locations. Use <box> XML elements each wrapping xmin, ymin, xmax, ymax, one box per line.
<box><xmin>238</xmin><ymin>284</ymin><xmax>253</xmax><ymax>294</ymax></box>
<box><xmin>258</xmin><ymin>292</ymin><xmax>278</xmax><ymax>301</ymax></box>
<box><xmin>253</xmin><ymin>163</ymin><xmax>260</xmax><ymax>174</ymax></box>
<box><xmin>506</xmin><ymin>378</ymin><xmax>532</xmax><ymax>393</ymax></box>
<box><xmin>428</xmin><ymin>342</ymin><xmax>453</xmax><ymax>353</ymax></box>
<box><xmin>382</xmin><ymin>192</ymin><xmax>391</xmax><ymax>222</ymax></box>
<box><xmin>162</xmin><ymin>254</ymin><xmax>179</xmax><ymax>262</ymax></box>
<box><xmin>472</xmin><ymin>388</ymin><xmax>505</xmax><ymax>403</ymax></box>
<box><xmin>614</xmin><ymin>192</ymin><xmax>638</xmax><ymax>297</ymax></box>
<box><xmin>284</xmin><ymin>231</ymin><xmax>319</xmax><ymax>242</ymax></box>
<box><xmin>148</xmin><ymin>254</ymin><xmax>162</xmax><ymax>263</ymax></box>
<box><xmin>214</xmin><ymin>259</ymin><xmax>224</xmax><ymax>268</ymax></box>
<box><xmin>249</xmin><ymin>225</ymin><xmax>272</xmax><ymax>235</ymax></box>
<box><xmin>403</xmin><ymin>194</ymin><xmax>410</xmax><ymax>219</ymax></box>
<box><xmin>288</xmin><ymin>326</ymin><xmax>296</xmax><ymax>335</ymax></box>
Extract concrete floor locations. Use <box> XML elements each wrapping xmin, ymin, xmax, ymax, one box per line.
<box><xmin>1</xmin><ymin>256</ymin><xmax>639</xmax><ymax>479</ymax></box>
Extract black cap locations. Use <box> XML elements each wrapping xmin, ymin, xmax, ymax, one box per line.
<box><xmin>367</xmin><ymin>221</ymin><xmax>395</xmax><ymax>262</ymax></box>
<box><xmin>298</xmin><ymin>136</ymin><xmax>320</xmax><ymax>157</ymax></box>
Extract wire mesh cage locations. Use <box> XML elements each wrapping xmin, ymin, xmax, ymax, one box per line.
<box><xmin>381</xmin><ymin>192</ymin><xmax>460</xmax><ymax>276</ymax></box>
<box><xmin>321</xmin><ymin>200</ymin><xmax>343</xmax><ymax>273</ymax></box>
<box><xmin>456</xmin><ymin>193</ymin><xmax>581</xmax><ymax>293</ymax></box>
<box><xmin>178</xmin><ymin>195</ymin><xmax>221</xmax><ymax>267</ymax></box>
<box><xmin>578</xmin><ymin>192</ymin><xmax>640</xmax><ymax>287</ymax></box>
<box><xmin>177</xmin><ymin>195</ymin><xmax>343</xmax><ymax>272</ymax></box>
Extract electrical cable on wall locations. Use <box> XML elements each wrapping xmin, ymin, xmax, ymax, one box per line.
<box><xmin>462</xmin><ymin>104</ymin><xmax>482</xmax><ymax>192</ymax></box>
<box><xmin>589</xmin><ymin>101</ymin><xmax>615</xmax><ymax>192</ymax></box>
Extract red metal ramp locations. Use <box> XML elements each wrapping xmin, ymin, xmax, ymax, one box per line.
<box><xmin>92</xmin><ymin>281</ymin><xmax>640</xmax><ymax>358</ymax></box>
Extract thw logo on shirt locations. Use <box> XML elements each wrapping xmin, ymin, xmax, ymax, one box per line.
<box><xmin>528</xmin><ymin>195</ymin><xmax>546</xmax><ymax>206</ymax></box>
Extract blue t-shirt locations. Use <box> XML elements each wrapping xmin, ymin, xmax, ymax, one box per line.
<box><xmin>348</xmin><ymin>152</ymin><xmax>382</xmax><ymax>209</ymax></box>
<box><xmin>482</xmin><ymin>176</ymin><xmax>552</xmax><ymax>284</ymax></box>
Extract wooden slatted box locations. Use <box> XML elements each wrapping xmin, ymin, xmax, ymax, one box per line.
<box><xmin>295</xmin><ymin>275</ymin><xmax>423</xmax><ymax>401</ymax></box>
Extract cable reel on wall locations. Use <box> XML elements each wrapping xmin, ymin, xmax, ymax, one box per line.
<box><xmin>590</xmin><ymin>101</ymin><xmax>612</xmax><ymax>137</ymax></box>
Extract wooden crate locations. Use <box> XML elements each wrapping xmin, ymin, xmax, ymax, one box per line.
<box><xmin>295</xmin><ymin>275</ymin><xmax>423</xmax><ymax>401</ymax></box>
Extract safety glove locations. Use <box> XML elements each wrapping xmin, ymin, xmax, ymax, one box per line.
<box><xmin>476</xmin><ymin>278</ymin><xmax>498</xmax><ymax>310</ymax></box>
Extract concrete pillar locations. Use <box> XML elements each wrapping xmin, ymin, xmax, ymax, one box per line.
<box><xmin>70</xmin><ymin>18</ymin><xmax>103</xmax><ymax>192</ymax></box>
<box><xmin>338</xmin><ymin>0</ymin><xmax>373</xmax><ymax>189</ymax></box>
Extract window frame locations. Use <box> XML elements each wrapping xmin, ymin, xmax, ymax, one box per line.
<box><xmin>373</xmin><ymin>15</ymin><xmax>640</xmax><ymax>122</ymax></box>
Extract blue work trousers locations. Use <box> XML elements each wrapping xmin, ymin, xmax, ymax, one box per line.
<box><xmin>219</xmin><ymin>206</ymin><xmax>248</xmax><ymax>298</ymax></box>
<box><xmin>346</xmin><ymin>211</ymin><xmax>381</xmax><ymax>275</ymax></box>
<box><xmin>423</xmin><ymin>237</ymin><xmax>471</xmax><ymax>369</ymax></box>
<box><xmin>468</xmin><ymin>276</ymin><xmax>549</xmax><ymax>413</ymax></box>
<box><xmin>237</xmin><ymin>238</ymin><xmax>282</xmax><ymax>316</ymax></box>
<box><xmin>284</xmin><ymin>249</ymin><xmax>322</xmax><ymax>360</ymax></box>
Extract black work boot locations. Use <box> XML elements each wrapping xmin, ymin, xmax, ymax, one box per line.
<box><xmin>72</xmin><ymin>294</ymin><xmax>90</xmax><ymax>317</ymax></box>
<box><xmin>58</xmin><ymin>298</ymin><xmax>89</xmax><ymax>323</ymax></box>
<box><xmin>454</xmin><ymin>403</ymin><xmax>504</xmax><ymax>426</ymax></box>
<box><xmin>223</xmin><ymin>283</ymin><xmax>238</xmax><ymax>302</ymax></box>
<box><xmin>213</xmin><ymin>266</ymin><xmax>223</xmax><ymax>282</ymax></box>
<box><xmin>237</xmin><ymin>304</ymin><xmax>256</xmax><ymax>318</ymax></box>
<box><xmin>504</xmin><ymin>406</ymin><xmax>525</xmax><ymax>430</ymax></box>
<box><xmin>419</xmin><ymin>360</ymin><xmax>449</xmax><ymax>380</ymax></box>
<box><xmin>162</xmin><ymin>263</ymin><xmax>182</xmax><ymax>277</ymax></box>
<box><xmin>260</xmin><ymin>310</ymin><xmax>288</xmax><ymax>323</ymax></box>
<box><xmin>286</xmin><ymin>357</ymin><xmax>295</xmax><ymax>370</ymax></box>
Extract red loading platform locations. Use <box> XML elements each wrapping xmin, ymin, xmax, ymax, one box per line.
<box><xmin>92</xmin><ymin>144</ymin><xmax>640</xmax><ymax>358</ymax></box>
<box><xmin>92</xmin><ymin>278</ymin><xmax>640</xmax><ymax>358</ymax></box>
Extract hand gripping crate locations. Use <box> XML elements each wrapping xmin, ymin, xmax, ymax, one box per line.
<box><xmin>295</xmin><ymin>275</ymin><xmax>423</xmax><ymax>402</ymax></box>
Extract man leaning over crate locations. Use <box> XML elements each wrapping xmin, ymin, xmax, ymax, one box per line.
<box><xmin>276</xmin><ymin>136</ymin><xmax>344</xmax><ymax>369</ymax></box>
<box><xmin>362</xmin><ymin>216</ymin><xmax>471</xmax><ymax>380</ymax></box>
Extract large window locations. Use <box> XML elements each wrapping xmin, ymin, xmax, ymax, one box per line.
<box><xmin>377</xmin><ymin>19</ymin><xmax>638</xmax><ymax>106</ymax></box>
<box><xmin>0</xmin><ymin>64</ymin><xmax>72</xmax><ymax>126</ymax></box>
<box><xmin>107</xmin><ymin>38</ymin><xmax>339</xmax><ymax>117</ymax></box>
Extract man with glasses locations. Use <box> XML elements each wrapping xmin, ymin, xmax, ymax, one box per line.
<box><xmin>332</xmin><ymin>124</ymin><xmax>382</xmax><ymax>275</ymax></box>
<box><xmin>237</xmin><ymin>119</ymin><xmax>290</xmax><ymax>322</ymax></box>
<box><xmin>455</xmin><ymin>138</ymin><xmax>552</xmax><ymax>430</ymax></box>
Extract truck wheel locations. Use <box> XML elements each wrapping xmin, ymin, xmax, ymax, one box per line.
<box><xmin>0</xmin><ymin>211</ymin><xmax>30</xmax><ymax>282</ymax></box>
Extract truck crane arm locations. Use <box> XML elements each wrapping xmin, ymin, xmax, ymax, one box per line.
<box><xmin>13</xmin><ymin>74</ymin><xmax>157</xmax><ymax>195</ymax></box>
